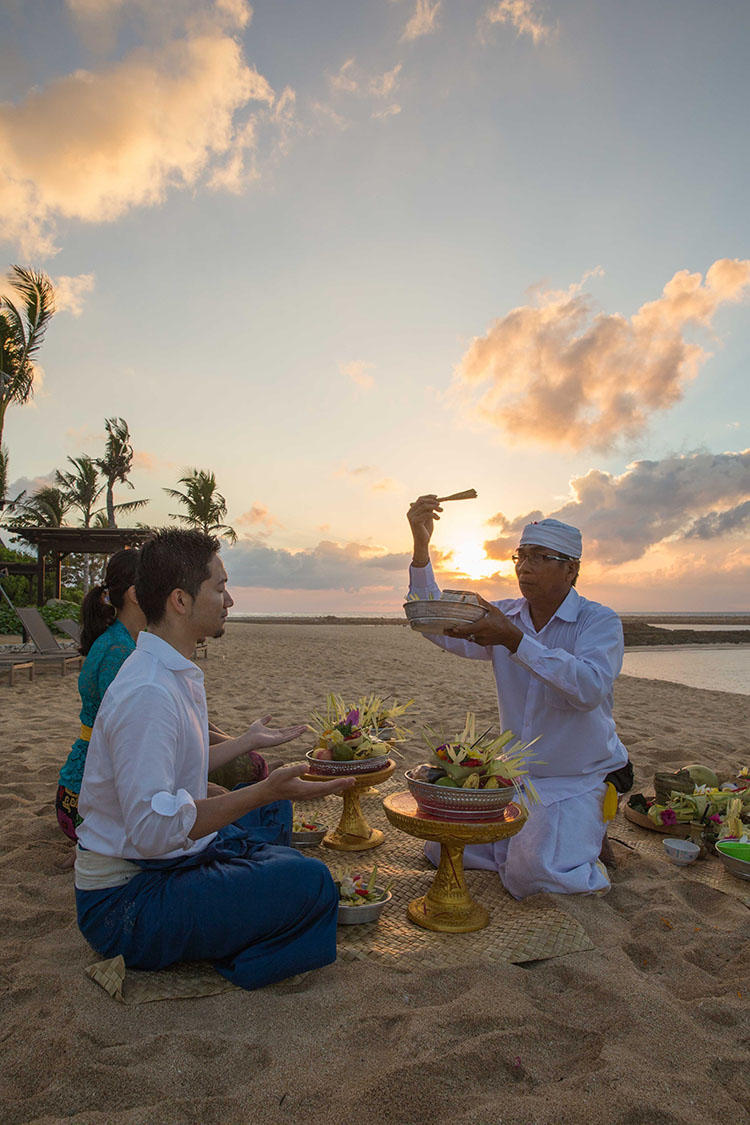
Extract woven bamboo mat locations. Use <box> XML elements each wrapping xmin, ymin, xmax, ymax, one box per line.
<box><xmin>85</xmin><ymin>779</ymin><xmax>597</xmax><ymax>1002</ymax></box>
<box><xmin>610</xmin><ymin>808</ymin><xmax>750</xmax><ymax>909</ymax></box>
<box><xmin>297</xmin><ymin>776</ymin><xmax>594</xmax><ymax>969</ymax></box>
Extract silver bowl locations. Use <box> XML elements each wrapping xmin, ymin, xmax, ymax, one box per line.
<box><xmin>337</xmin><ymin>889</ymin><xmax>392</xmax><ymax>925</ymax></box>
<box><xmin>715</xmin><ymin>841</ymin><xmax>750</xmax><ymax>881</ymax></box>
<box><xmin>291</xmin><ymin>823</ymin><xmax>327</xmax><ymax>847</ymax></box>
<box><xmin>405</xmin><ymin>768</ymin><xmax>517</xmax><ymax>821</ymax></box>
<box><xmin>403</xmin><ymin>590</ymin><xmax>487</xmax><ymax>636</ymax></box>
<box><xmin>305</xmin><ymin>749</ymin><xmax>390</xmax><ymax>776</ymax></box>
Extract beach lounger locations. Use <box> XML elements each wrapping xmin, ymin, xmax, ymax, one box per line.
<box><xmin>0</xmin><ymin>657</ymin><xmax>35</xmax><ymax>685</ymax></box>
<box><xmin>13</xmin><ymin>607</ymin><xmax>82</xmax><ymax>675</ymax></box>
<box><xmin>56</xmin><ymin>617</ymin><xmax>81</xmax><ymax>645</ymax></box>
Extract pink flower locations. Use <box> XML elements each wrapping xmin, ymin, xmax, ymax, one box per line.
<box><xmin>710</xmin><ymin>814</ymin><xmax>722</xmax><ymax>824</ymax></box>
<box><xmin>660</xmin><ymin>809</ymin><xmax>677</xmax><ymax>826</ymax></box>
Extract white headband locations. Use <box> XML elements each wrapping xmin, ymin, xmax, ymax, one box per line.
<box><xmin>519</xmin><ymin>518</ymin><xmax>582</xmax><ymax>558</ymax></box>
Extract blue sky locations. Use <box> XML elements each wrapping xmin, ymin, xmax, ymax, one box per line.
<box><xmin>1</xmin><ymin>0</ymin><xmax>748</xmax><ymax>610</ymax></box>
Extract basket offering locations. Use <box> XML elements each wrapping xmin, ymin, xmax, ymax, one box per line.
<box><xmin>404</xmin><ymin>589</ymin><xmax>487</xmax><ymax>635</ymax></box>
<box><xmin>405</xmin><ymin>712</ymin><xmax>540</xmax><ymax>821</ymax></box>
<box><xmin>291</xmin><ymin>806</ymin><xmax>327</xmax><ymax>846</ymax></box>
<box><xmin>627</xmin><ymin>764</ymin><xmax>750</xmax><ymax>851</ymax></box>
<box><xmin>334</xmin><ymin>864</ymin><xmax>392</xmax><ymax>924</ymax></box>
<box><xmin>306</xmin><ymin>693</ymin><xmax>411</xmax><ymax>776</ymax></box>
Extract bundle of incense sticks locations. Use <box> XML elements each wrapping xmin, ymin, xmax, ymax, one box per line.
<box><xmin>435</xmin><ymin>489</ymin><xmax>477</xmax><ymax>502</ymax></box>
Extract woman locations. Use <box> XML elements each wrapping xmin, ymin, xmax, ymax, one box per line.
<box><xmin>56</xmin><ymin>549</ymin><xmax>145</xmax><ymax>841</ymax></box>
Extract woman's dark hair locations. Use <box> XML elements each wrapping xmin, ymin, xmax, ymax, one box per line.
<box><xmin>79</xmin><ymin>548</ymin><xmax>140</xmax><ymax>655</ymax></box>
<box><xmin>135</xmin><ymin>528</ymin><xmax>220</xmax><ymax>625</ymax></box>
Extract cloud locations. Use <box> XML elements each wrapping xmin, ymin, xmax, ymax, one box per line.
<box><xmin>372</xmin><ymin>477</ymin><xmax>400</xmax><ymax>492</ymax></box>
<box><xmin>482</xmin><ymin>0</ymin><xmax>553</xmax><ymax>44</ymax></box>
<box><xmin>372</xmin><ymin>104</ymin><xmax>401</xmax><ymax>120</ymax></box>
<box><xmin>0</xmin><ymin>28</ymin><xmax>280</xmax><ymax>255</ymax></box>
<box><xmin>5</xmin><ymin>469</ymin><xmax>57</xmax><ymax>501</ymax></box>
<box><xmin>453</xmin><ymin>260</ymin><xmax>750</xmax><ymax>452</ymax></box>
<box><xmin>401</xmin><ymin>0</ymin><xmax>442</xmax><ymax>42</ymax></box>
<box><xmin>340</xmin><ymin>360</ymin><xmax>375</xmax><ymax>389</ymax></box>
<box><xmin>483</xmin><ymin>449</ymin><xmax>750</xmax><ymax>565</ymax></box>
<box><xmin>329</xmin><ymin>58</ymin><xmax>359</xmax><ymax>95</ymax></box>
<box><xmin>53</xmin><ymin>272</ymin><xmax>95</xmax><ymax>317</ymax></box>
<box><xmin>236</xmin><ymin>503</ymin><xmax>283</xmax><ymax>535</ymax></box>
<box><xmin>224</xmin><ymin>537</ymin><xmax>411</xmax><ymax>590</ymax></box>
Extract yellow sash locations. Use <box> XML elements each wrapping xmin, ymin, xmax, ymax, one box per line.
<box><xmin>602</xmin><ymin>781</ymin><xmax>618</xmax><ymax>823</ymax></box>
<box><xmin>80</xmin><ymin>723</ymin><xmax>93</xmax><ymax>742</ymax></box>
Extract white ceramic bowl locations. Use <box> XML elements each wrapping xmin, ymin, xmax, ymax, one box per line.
<box><xmin>662</xmin><ymin>838</ymin><xmax>700</xmax><ymax>865</ymax></box>
<box><xmin>305</xmin><ymin>749</ymin><xmax>390</xmax><ymax>776</ymax></box>
<box><xmin>403</xmin><ymin>590</ymin><xmax>486</xmax><ymax>636</ymax></box>
<box><xmin>337</xmin><ymin>889</ymin><xmax>391</xmax><ymax>925</ymax></box>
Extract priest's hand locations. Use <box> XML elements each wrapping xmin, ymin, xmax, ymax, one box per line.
<box><xmin>407</xmin><ymin>494</ymin><xmax>442</xmax><ymax>567</ymax></box>
<box><xmin>446</xmin><ymin>595</ymin><xmax>523</xmax><ymax>652</ymax></box>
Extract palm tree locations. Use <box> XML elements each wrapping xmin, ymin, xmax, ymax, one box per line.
<box><xmin>0</xmin><ymin>267</ymin><xmax>56</xmax><ymax>506</ymax></box>
<box><xmin>95</xmin><ymin>417</ymin><xmax>148</xmax><ymax>527</ymax></box>
<box><xmin>55</xmin><ymin>456</ymin><xmax>105</xmax><ymax>527</ymax></box>
<box><xmin>165</xmin><ymin>469</ymin><xmax>237</xmax><ymax>542</ymax></box>
<box><xmin>4</xmin><ymin>485</ymin><xmax>70</xmax><ymax>528</ymax></box>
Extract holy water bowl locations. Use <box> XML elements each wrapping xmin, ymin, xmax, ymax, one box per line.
<box><xmin>403</xmin><ymin>590</ymin><xmax>487</xmax><ymax>636</ymax></box>
<box><xmin>405</xmin><ymin>769</ymin><xmax>517</xmax><ymax>821</ymax></box>
<box><xmin>662</xmin><ymin>838</ymin><xmax>700</xmax><ymax>866</ymax></box>
<box><xmin>715</xmin><ymin>840</ymin><xmax>750</xmax><ymax>881</ymax></box>
<box><xmin>305</xmin><ymin>750</ymin><xmax>390</xmax><ymax>776</ymax></box>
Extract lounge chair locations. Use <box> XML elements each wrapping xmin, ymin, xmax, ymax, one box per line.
<box><xmin>56</xmin><ymin>617</ymin><xmax>82</xmax><ymax>645</ymax></box>
<box><xmin>0</xmin><ymin>656</ymin><xmax>35</xmax><ymax>685</ymax></box>
<box><xmin>13</xmin><ymin>607</ymin><xmax>82</xmax><ymax>675</ymax></box>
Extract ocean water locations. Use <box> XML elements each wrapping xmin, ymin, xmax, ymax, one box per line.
<box><xmin>622</xmin><ymin>647</ymin><xmax>750</xmax><ymax>696</ymax></box>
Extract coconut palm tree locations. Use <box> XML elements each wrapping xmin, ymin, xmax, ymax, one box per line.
<box><xmin>55</xmin><ymin>456</ymin><xmax>105</xmax><ymax>528</ymax></box>
<box><xmin>164</xmin><ymin>469</ymin><xmax>237</xmax><ymax>542</ymax></box>
<box><xmin>4</xmin><ymin>485</ymin><xmax>70</xmax><ymax>528</ymax></box>
<box><xmin>95</xmin><ymin>417</ymin><xmax>148</xmax><ymax>527</ymax></box>
<box><xmin>0</xmin><ymin>267</ymin><xmax>56</xmax><ymax>505</ymax></box>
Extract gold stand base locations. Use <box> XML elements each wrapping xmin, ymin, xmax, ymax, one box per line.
<box><xmin>408</xmin><ymin>841</ymin><xmax>490</xmax><ymax>932</ymax></box>
<box><xmin>302</xmin><ymin>760</ymin><xmax>396</xmax><ymax>852</ymax></box>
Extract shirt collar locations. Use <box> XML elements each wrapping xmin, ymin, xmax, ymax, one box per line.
<box><xmin>137</xmin><ymin>630</ymin><xmax>201</xmax><ymax>674</ymax></box>
<box><xmin>506</xmin><ymin>587</ymin><xmax>581</xmax><ymax>627</ymax></box>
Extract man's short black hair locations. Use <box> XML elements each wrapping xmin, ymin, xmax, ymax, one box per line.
<box><xmin>136</xmin><ymin>528</ymin><xmax>221</xmax><ymax>625</ymax></box>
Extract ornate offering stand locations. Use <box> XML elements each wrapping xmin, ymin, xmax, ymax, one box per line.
<box><xmin>383</xmin><ymin>792</ymin><xmax>526</xmax><ymax>933</ymax></box>
<box><xmin>302</xmin><ymin>759</ymin><xmax>396</xmax><ymax>851</ymax></box>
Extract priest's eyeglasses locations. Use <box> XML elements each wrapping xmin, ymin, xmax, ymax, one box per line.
<box><xmin>511</xmin><ymin>552</ymin><xmax>571</xmax><ymax>567</ymax></box>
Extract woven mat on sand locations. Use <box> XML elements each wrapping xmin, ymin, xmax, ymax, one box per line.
<box><xmin>85</xmin><ymin>776</ymin><xmax>595</xmax><ymax>1003</ymax></box>
<box><xmin>610</xmin><ymin>808</ymin><xmax>750</xmax><ymax>909</ymax></box>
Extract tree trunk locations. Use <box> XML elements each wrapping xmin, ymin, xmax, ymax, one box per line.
<box><xmin>106</xmin><ymin>483</ymin><xmax>116</xmax><ymax>527</ymax></box>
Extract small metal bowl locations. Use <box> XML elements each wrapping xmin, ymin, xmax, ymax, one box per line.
<box><xmin>715</xmin><ymin>840</ymin><xmax>750</xmax><ymax>881</ymax></box>
<box><xmin>291</xmin><ymin>823</ymin><xmax>327</xmax><ymax>847</ymax></box>
<box><xmin>403</xmin><ymin>592</ymin><xmax>487</xmax><ymax>636</ymax></box>
<box><xmin>405</xmin><ymin>769</ymin><xmax>517</xmax><ymax>820</ymax></box>
<box><xmin>337</xmin><ymin>889</ymin><xmax>392</xmax><ymax>925</ymax></box>
<box><xmin>305</xmin><ymin>749</ymin><xmax>390</xmax><ymax>776</ymax></box>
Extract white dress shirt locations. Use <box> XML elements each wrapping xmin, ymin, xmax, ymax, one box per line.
<box><xmin>408</xmin><ymin>563</ymin><xmax>628</xmax><ymax>806</ymax></box>
<box><xmin>77</xmin><ymin>631</ymin><xmax>217</xmax><ymax>860</ymax></box>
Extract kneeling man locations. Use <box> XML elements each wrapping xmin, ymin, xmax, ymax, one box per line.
<box><xmin>407</xmin><ymin>498</ymin><xmax>628</xmax><ymax>898</ymax></box>
<box><xmin>75</xmin><ymin>528</ymin><xmax>353</xmax><ymax>990</ymax></box>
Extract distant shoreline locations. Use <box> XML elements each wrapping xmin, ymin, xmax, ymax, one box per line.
<box><xmin>224</xmin><ymin>616</ymin><xmax>750</xmax><ymax>647</ymax></box>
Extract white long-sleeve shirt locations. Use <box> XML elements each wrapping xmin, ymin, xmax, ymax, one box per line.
<box><xmin>408</xmin><ymin>563</ymin><xmax>628</xmax><ymax>806</ymax></box>
<box><xmin>77</xmin><ymin>631</ymin><xmax>217</xmax><ymax>860</ymax></box>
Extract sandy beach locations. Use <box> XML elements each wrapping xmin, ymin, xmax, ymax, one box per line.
<box><xmin>2</xmin><ymin>621</ymin><xmax>749</xmax><ymax>1125</ymax></box>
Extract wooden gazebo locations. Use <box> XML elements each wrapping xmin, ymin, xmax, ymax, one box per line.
<box><xmin>8</xmin><ymin>528</ymin><xmax>151</xmax><ymax>605</ymax></box>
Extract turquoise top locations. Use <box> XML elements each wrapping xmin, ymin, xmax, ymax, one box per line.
<box><xmin>58</xmin><ymin>619</ymin><xmax>136</xmax><ymax>793</ymax></box>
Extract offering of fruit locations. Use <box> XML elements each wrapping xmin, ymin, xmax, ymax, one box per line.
<box><xmin>309</xmin><ymin>693</ymin><xmax>412</xmax><ymax>761</ymax></box>
<box><xmin>414</xmin><ymin>712</ymin><xmax>541</xmax><ymax>804</ymax></box>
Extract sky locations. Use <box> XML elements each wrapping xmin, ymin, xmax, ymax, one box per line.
<box><xmin>1</xmin><ymin>0</ymin><xmax>749</xmax><ymax>613</ymax></box>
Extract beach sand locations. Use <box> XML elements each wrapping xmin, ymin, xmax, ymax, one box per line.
<box><xmin>1</xmin><ymin>622</ymin><xmax>749</xmax><ymax>1124</ymax></box>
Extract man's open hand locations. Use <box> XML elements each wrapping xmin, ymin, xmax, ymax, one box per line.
<box><xmin>262</xmin><ymin>763</ymin><xmax>355</xmax><ymax>801</ymax></box>
<box><xmin>244</xmin><ymin>716</ymin><xmax>309</xmax><ymax>752</ymax></box>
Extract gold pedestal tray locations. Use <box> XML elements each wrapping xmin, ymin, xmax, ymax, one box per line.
<box><xmin>302</xmin><ymin>760</ymin><xmax>396</xmax><ymax>850</ymax></box>
<box><xmin>383</xmin><ymin>792</ymin><xmax>526</xmax><ymax>933</ymax></box>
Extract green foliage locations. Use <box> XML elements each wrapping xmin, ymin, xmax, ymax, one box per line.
<box><xmin>0</xmin><ymin>599</ymin><xmax>80</xmax><ymax>637</ymax></box>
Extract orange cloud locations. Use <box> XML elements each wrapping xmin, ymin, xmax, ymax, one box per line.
<box><xmin>236</xmin><ymin>503</ymin><xmax>283</xmax><ymax>533</ymax></box>
<box><xmin>482</xmin><ymin>0</ymin><xmax>553</xmax><ymax>44</ymax></box>
<box><xmin>0</xmin><ymin>30</ymin><xmax>277</xmax><ymax>255</ymax></box>
<box><xmin>53</xmin><ymin>273</ymin><xmax>95</xmax><ymax>317</ymax></box>
<box><xmin>453</xmin><ymin>260</ymin><xmax>750</xmax><ymax>452</ymax></box>
<box><xmin>340</xmin><ymin>360</ymin><xmax>375</xmax><ymax>389</ymax></box>
<box><xmin>401</xmin><ymin>0</ymin><xmax>442</xmax><ymax>42</ymax></box>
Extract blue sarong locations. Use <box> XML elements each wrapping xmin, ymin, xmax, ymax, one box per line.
<box><xmin>76</xmin><ymin>800</ymin><xmax>339</xmax><ymax>991</ymax></box>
